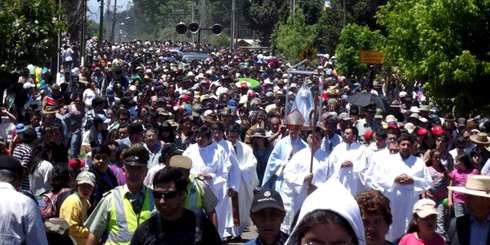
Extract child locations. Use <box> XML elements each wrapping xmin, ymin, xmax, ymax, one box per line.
<box><xmin>399</xmin><ymin>199</ymin><xmax>445</xmax><ymax>245</ymax></box>
<box><xmin>423</xmin><ymin>150</ymin><xmax>449</xmax><ymax>236</ymax></box>
<box><xmin>448</xmin><ymin>154</ymin><xmax>479</xmax><ymax>217</ymax></box>
<box><xmin>59</xmin><ymin>171</ymin><xmax>95</xmax><ymax>245</ymax></box>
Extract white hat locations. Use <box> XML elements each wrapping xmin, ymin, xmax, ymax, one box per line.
<box><xmin>412</xmin><ymin>199</ymin><xmax>437</xmax><ymax>218</ymax></box>
<box><xmin>448</xmin><ymin>175</ymin><xmax>490</xmax><ymax>198</ymax></box>
<box><xmin>404</xmin><ymin>122</ymin><xmax>416</xmax><ymax>134</ymax></box>
<box><xmin>168</xmin><ymin>155</ymin><xmax>192</xmax><ymax>169</ymax></box>
<box><xmin>23</xmin><ymin>82</ymin><xmax>35</xmax><ymax>89</ymax></box>
<box><xmin>76</xmin><ymin>171</ymin><xmax>96</xmax><ymax>187</ymax></box>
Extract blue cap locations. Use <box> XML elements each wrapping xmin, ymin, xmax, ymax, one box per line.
<box><xmin>227</xmin><ymin>99</ymin><xmax>237</xmax><ymax>109</ymax></box>
<box><xmin>16</xmin><ymin>123</ymin><xmax>26</xmax><ymax>134</ymax></box>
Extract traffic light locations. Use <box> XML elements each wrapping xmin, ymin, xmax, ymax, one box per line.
<box><xmin>176</xmin><ymin>22</ymin><xmax>187</xmax><ymax>34</ymax></box>
<box><xmin>211</xmin><ymin>24</ymin><xmax>222</xmax><ymax>35</ymax></box>
<box><xmin>188</xmin><ymin>22</ymin><xmax>200</xmax><ymax>33</ymax></box>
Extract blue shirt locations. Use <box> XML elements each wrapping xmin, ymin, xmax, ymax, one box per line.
<box><xmin>470</xmin><ymin>216</ymin><xmax>490</xmax><ymax>245</ymax></box>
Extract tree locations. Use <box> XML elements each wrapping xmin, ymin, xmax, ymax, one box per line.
<box><xmin>243</xmin><ymin>0</ymin><xmax>284</xmax><ymax>46</ymax></box>
<box><xmin>273</xmin><ymin>8</ymin><xmax>317</xmax><ymax>63</ymax></box>
<box><xmin>314</xmin><ymin>7</ymin><xmax>343</xmax><ymax>54</ymax></box>
<box><xmin>377</xmin><ymin>0</ymin><xmax>490</xmax><ymax>115</ymax></box>
<box><xmin>335</xmin><ymin>23</ymin><xmax>384</xmax><ymax>79</ymax></box>
<box><xmin>0</xmin><ymin>0</ymin><xmax>64</xmax><ymax>71</ymax></box>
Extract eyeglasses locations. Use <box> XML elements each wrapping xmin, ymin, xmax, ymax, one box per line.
<box><xmin>153</xmin><ymin>190</ymin><xmax>179</xmax><ymax>200</ymax></box>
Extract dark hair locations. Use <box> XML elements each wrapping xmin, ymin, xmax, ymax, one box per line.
<box><xmin>386</xmin><ymin>127</ymin><xmax>400</xmax><ymax>138</ymax></box>
<box><xmin>289</xmin><ymin>209</ymin><xmax>359</xmax><ymax>245</ymax></box>
<box><xmin>20</xmin><ymin>127</ymin><xmax>37</xmax><ymax>144</ymax></box>
<box><xmin>158</xmin><ymin>143</ymin><xmax>183</xmax><ymax>164</ymax></box>
<box><xmin>152</xmin><ymin>167</ymin><xmax>189</xmax><ymax>192</ymax></box>
<box><xmin>398</xmin><ymin>133</ymin><xmax>414</xmax><ymax>144</ymax></box>
<box><xmin>121</xmin><ymin>143</ymin><xmax>150</xmax><ymax>163</ymax></box>
<box><xmin>345</xmin><ymin>126</ymin><xmax>359</xmax><ymax>137</ymax></box>
<box><xmin>92</xmin><ymin>145</ymin><xmax>111</xmax><ymax>156</ymax></box>
<box><xmin>406</xmin><ymin>214</ymin><xmax>421</xmax><ymax>233</ymax></box>
<box><xmin>211</xmin><ymin>123</ymin><xmax>225</xmax><ymax>132</ymax></box>
<box><xmin>456</xmin><ymin>153</ymin><xmax>474</xmax><ymax>170</ymax></box>
<box><xmin>355</xmin><ymin>190</ymin><xmax>392</xmax><ymax>226</ymax></box>
<box><xmin>50</xmin><ymin>165</ymin><xmax>72</xmax><ymax>193</ymax></box>
<box><xmin>197</xmin><ymin>125</ymin><xmax>212</xmax><ymax>138</ymax></box>
<box><xmin>375</xmin><ymin>129</ymin><xmax>387</xmax><ymax>140</ymax></box>
<box><xmin>227</xmin><ymin>123</ymin><xmax>242</xmax><ymax>134</ymax></box>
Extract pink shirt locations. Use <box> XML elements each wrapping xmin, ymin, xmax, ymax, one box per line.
<box><xmin>399</xmin><ymin>232</ymin><xmax>445</xmax><ymax>245</ymax></box>
<box><xmin>449</xmin><ymin>168</ymin><xmax>479</xmax><ymax>203</ymax></box>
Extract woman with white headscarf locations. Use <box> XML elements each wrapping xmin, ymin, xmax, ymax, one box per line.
<box><xmin>286</xmin><ymin>178</ymin><xmax>366</xmax><ymax>245</ymax></box>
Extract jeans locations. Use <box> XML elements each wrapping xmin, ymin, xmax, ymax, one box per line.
<box><xmin>453</xmin><ymin>202</ymin><xmax>466</xmax><ymax>218</ymax></box>
<box><xmin>69</xmin><ymin>130</ymin><xmax>82</xmax><ymax>159</ymax></box>
<box><xmin>435</xmin><ymin>200</ymin><xmax>449</xmax><ymax>239</ymax></box>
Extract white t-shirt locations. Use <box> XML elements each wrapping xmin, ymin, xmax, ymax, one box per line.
<box><xmin>82</xmin><ymin>88</ymin><xmax>96</xmax><ymax>107</ymax></box>
<box><xmin>29</xmin><ymin>160</ymin><xmax>54</xmax><ymax>196</ymax></box>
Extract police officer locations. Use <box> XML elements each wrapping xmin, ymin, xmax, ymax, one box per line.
<box><xmin>85</xmin><ymin>143</ymin><xmax>154</xmax><ymax>245</ymax></box>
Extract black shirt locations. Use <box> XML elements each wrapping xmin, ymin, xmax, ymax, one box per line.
<box><xmin>130</xmin><ymin>209</ymin><xmax>221</xmax><ymax>245</ymax></box>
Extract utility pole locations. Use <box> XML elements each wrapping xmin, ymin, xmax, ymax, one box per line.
<box><xmin>290</xmin><ymin>0</ymin><xmax>295</xmax><ymax>17</ymax></box>
<box><xmin>111</xmin><ymin>0</ymin><xmax>117</xmax><ymax>42</ymax></box>
<box><xmin>342</xmin><ymin>0</ymin><xmax>346</xmax><ymax>26</ymax></box>
<box><xmin>98</xmin><ymin>0</ymin><xmax>104</xmax><ymax>49</ymax></box>
<box><xmin>80</xmin><ymin>0</ymin><xmax>87</xmax><ymax>66</ymax></box>
<box><xmin>230</xmin><ymin>0</ymin><xmax>236</xmax><ymax>50</ymax></box>
<box><xmin>191</xmin><ymin>0</ymin><xmax>195</xmax><ymax>43</ymax></box>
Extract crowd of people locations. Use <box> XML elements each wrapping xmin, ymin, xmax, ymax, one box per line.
<box><xmin>0</xmin><ymin>39</ymin><xmax>489</xmax><ymax>245</ymax></box>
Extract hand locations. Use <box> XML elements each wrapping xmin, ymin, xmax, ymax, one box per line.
<box><xmin>304</xmin><ymin>173</ymin><xmax>313</xmax><ymax>184</ymax></box>
<box><xmin>199</xmin><ymin>173</ymin><xmax>213</xmax><ymax>181</ymax></box>
<box><xmin>341</xmin><ymin>161</ymin><xmax>353</xmax><ymax>168</ymax></box>
<box><xmin>227</xmin><ymin>188</ymin><xmax>238</xmax><ymax>197</ymax></box>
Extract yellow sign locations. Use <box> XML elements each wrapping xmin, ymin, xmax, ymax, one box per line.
<box><xmin>360</xmin><ymin>50</ymin><xmax>384</xmax><ymax>64</ymax></box>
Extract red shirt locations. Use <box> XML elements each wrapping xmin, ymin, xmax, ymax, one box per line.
<box><xmin>399</xmin><ymin>232</ymin><xmax>445</xmax><ymax>245</ymax></box>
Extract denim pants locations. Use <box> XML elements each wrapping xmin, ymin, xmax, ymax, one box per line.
<box><xmin>69</xmin><ymin>130</ymin><xmax>82</xmax><ymax>158</ymax></box>
<box><xmin>453</xmin><ymin>202</ymin><xmax>466</xmax><ymax>218</ymax></box>
<box><xmin>435</xmin><ymin>200</ymin><xmax>449</xmax><ymax>238</ymax></box>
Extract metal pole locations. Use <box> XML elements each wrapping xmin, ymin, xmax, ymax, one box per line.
<box><xmin>231</xmin><ymin>0</ymin><xmax>235</xmax><ymax>50</ymax></box>
<box><xmin>98</xmin><ymin>0</ymin><xmax>104</xmax><ymax>49</ymax></box>
<box><xmin>57</xmin><ymin>0</ymin><xmax>61</xmax><ymax>75</ymax></box>
<box><xmin>342</xmin><ymin>0</ymin><xmax>346</xmax><ymax>26</ymax></box>
<box><xmin>111</xmin><ymin>0</ymin><xmax>117</xmax><ymax>43</ymax></box>
<box><xmin>80</xmin><ymin>0</ymin><xmax>87</xmax><ymax>67</ymax></box>
<box><xmin>191</xmin><ymin>1</ymin><xmax>195</xmax><ymax>43</ymax></box>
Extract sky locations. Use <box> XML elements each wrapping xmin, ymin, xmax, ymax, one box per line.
<box><xmin>87</xmin><ymin>0</ymin><xmax>130</xmax><ymax>21</ymax></box>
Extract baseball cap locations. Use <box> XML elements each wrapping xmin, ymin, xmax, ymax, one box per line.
<box><xmin>0</xmin><ymin>156</ymin><xmax>23</xmax><ymax>175</ymax></box>
<box><xmin>168</xmin><ymin>155</ymin><xmax>192</xmax><ymax>169</ymax></box>
<box><xmin>76</xmin><ymin>171</ymin><xmax>96</xmax><ymax>187</ymax></box>
<box><xmin>412</xmin><ymin>199</ymin><xmax>437</xmax><ymax>218</ymax></box>
<box><xmin>68</xmin><ymin>159</ymin><xmax>85</xmax><ymax>170</ymax></box>
<box><xmin>16</xmin><ymin>123</ymin><xmax>26</xmax><ymax>134</ymax></box>
<box><xmin>250</xmin><ymin>189</ymin><xmax>285</xmax><ymax>213</ymax></box>
<box><xmin>123</xmin><ymin>155</ymin><xmax>148</xmax><ymax>167</ymax></box>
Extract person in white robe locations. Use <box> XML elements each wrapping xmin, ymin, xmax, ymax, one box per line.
<box><xmin>282</xmin><ymin>127</ymin><xmax>335</xmax><ymax>233</ymax></box>
<box><xmin>330</xmin><ymin>126</ymin><xmax>368</xmax><ymax>197</ymax></box>
<box><xmin>262</xmin><ymin>110</ymin><xmax>307</xmax><ymax>190</ymax></box>
<box><xmin>182</xmin><ymin>125</ymin><xmax>231</xmax><ymax>238</ymax></box>
<box><xmin>211</xmin><ymin>123</ymin><xmax>241</xmax><ymax>238</ymax></box>
<box><xmin>227</xmin><ymin>123</ymin><xmax>259</xmax><ymax>236</ymax></box>
<box><xmin>367</xmin><ymin>133</ymin><xmax>432</xmax><ymax>242</ymax></box>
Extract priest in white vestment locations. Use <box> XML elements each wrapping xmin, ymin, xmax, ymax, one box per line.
<box><xmin>282</xmin><ymin>127</ymin><xmax>334</xmax><ymax>233</ymax></box>
<box><xmin>367</xmin><ymin>133</ymin><xmax>432</xmax><ymax>242</ymax></box>
<box><xmin>330</xmin><ymin>126</ymin><xmax>368</xmax><ymax>197</ymax></box>
<box><xmin>227</xmin><ymin>123</ymin><xmax>259</xmax><ymax>236</ymax></box>
<box><xmin>183</xmin><ymin>125</ymin><xmax>232</xmax><ymax>238</ymax></box>
<box><xmin>262</xmin><ymin>110</ymin><xmax>307</xmax><ymax>190</ymax></box>
<box><xmin>211</xmin><ymin>123</ymin><xmax>241</xmax><ymax>238</ymax></box>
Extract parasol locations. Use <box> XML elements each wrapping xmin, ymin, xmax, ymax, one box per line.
<box><xmin>347</xmin><ymin>92</ymin><xmax>385</xmax><ymax>110</ymax></box>
<box><xmin>236</xmin><ymin>77</ymin><xmax>261</xmax><ymax>89</ymax></box>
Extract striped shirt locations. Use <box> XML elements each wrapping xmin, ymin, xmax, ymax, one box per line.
<box><xmin>12</xmin><ymin>143</ymin><xmax>33</xmax><ymax>191</ymax></box>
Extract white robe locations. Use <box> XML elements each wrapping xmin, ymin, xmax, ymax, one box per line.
<box><xmin>330</xmin><ymin>142</ymin><xmax>368</xmax><ymax>197</ymax></box>
<box><xmin>183</xmin><ymin>142</ymin><xmax>230</xmax><ymax>238</ymax></box>
<box><xmin>232</xmin><ymin>141</ymin><xmax>259</xmax><ymax>235</ymax></box>
<box><xmin>282</xmin><ymin>147</ymin><xmax>334</xmax><ymax>233</ymax></box>
<box><xmin>216</xmin><ymin>139</ymin><xmax>242</xmax><ymax>237</ymax></box>
<box><xmin>368</xmin><ymin>153</ymin><xmax>432</xmax><ymax>242</ymax></box>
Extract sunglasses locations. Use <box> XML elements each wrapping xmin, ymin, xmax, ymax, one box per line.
<box><xmin>153</xmin><ymin>190</ymin><xmax>179</xmax><ymax>200</ymax></box>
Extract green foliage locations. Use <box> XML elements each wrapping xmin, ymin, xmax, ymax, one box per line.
<box><xmin>0</xmin><ymin>0</ymin><xmax>64</xmax><ymax>71</ymax></box>
<box><xmin>243</xmin><ymin>0</ymin><xmax>284</xmax><ymax>46</ymax></box>
<box><xmin>273</xmin><ymin>9</ymin><xmax>317</xmax><ymax>63</ymax></box>
<box><xmin>314</xmin><ymin>8</ymin><xmax>343</xmax><ymax>54</ymax></box>
<box><xmin>335</xmin><ymin>23</ymin><xmax>384</xmax><ymax>78</ymax></box>
<box><xmin>208</xmin><ymin>33</ymin><xmax>231</xmax><ymax>48</ymax></box>
<box><xmin>377</xmin><ymin>0</ymin><xmax>490</xmax><ymax>115</ymax></box>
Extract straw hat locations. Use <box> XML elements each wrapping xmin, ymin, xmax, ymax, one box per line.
<box><xmin>168</xmin><ymin>155</ymin><xmax>192</xmax><ymax>170</ymax></box>
<box><xmin>469</xmin><ymin>132</ymin><xmax>490</xmax><ymax>145</ymax></box>
<box><xmin>448</xmin><ymin>175</ymin><xmax>490</xmax><ymax>198</ymax></box>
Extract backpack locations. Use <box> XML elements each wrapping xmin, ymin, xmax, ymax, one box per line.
<box><xmin>39</xmin><ymin>188</ymin><xmax>72</xmax><ymax>220</ymax></box>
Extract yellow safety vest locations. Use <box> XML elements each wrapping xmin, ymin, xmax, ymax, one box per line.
<box><xmin>185</xmin><ymin>176</ymin><xmax>203</xmax><ymax>210</ymax></box>
<box><xmin>105</xmin><ymin>186</ymin><xmax>154</xmax><ymax>245</ymax></box>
